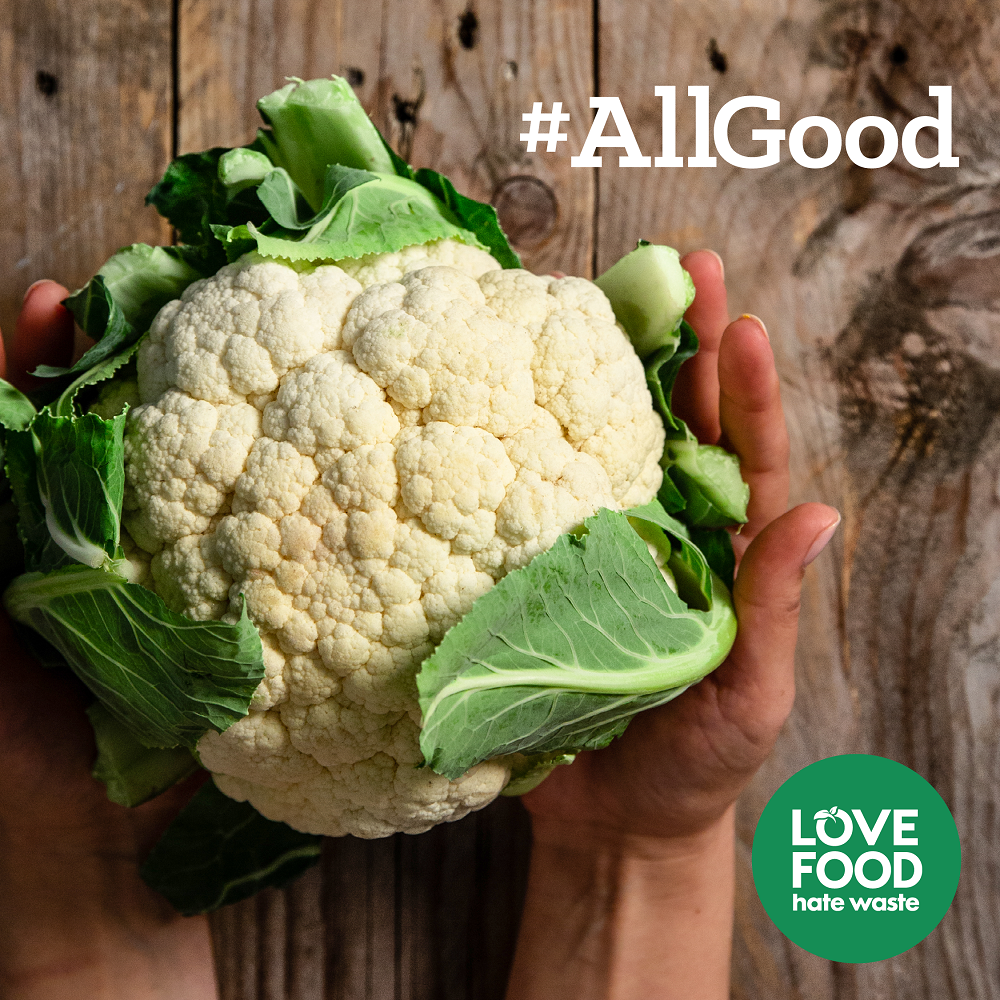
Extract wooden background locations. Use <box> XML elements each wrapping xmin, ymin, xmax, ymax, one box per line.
<box><xmin>3</xmin><ymin>0</ymin><xmax>998</xmax><ymax>996</ymax></box>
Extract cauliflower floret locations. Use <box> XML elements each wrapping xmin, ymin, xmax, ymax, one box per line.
<box><xmin>336</xmin><ymin>239</ymin><xmax>500</xmax><ymax>288</ymax></box>
<box><xmin>124</xmin><ymin>238</ymin><xmax>665</xmax><ymax>838</ymax></box>
<box><xmin>395</xmin><ymin>422</ymin><xmax>516</xmax><ymax>555</ymax></box>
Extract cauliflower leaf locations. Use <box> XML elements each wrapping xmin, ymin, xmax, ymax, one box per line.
<box><xmin>5</xmin><ymin>568</ymin><xmax>265</xmax><ymax>748</ymax></box>
<box><xmin>417</xmin><ymin>504</ymin><xmax>736</xmax><ymax>780</ymax></box>
<box><xmin>4</xmin><ymin>410</ymin><xmax>125</xmax><ymax>572</ymax></box>
<box><xmin>228</xmin><ymin>168</ymin><xmax>482</xmax><ymax>262</ymax></box>
<box><xmin>140</xmin><ymin>780</ymin><xmax>322</xmax><ymax>916</ymax></box>
<box><xmin>87</xmin><ymin>702</ymin><xmax>200</xmax><ymax>807</ymax></box>
<box><xmin>42</xmin><ymin>245</ymin><xmax>204</xmax><ymax>379</ymax></box>
<box><xmin>1</xmin><ymin>402</ymin><xmax>265</xmax><ymax>749</ymax></box>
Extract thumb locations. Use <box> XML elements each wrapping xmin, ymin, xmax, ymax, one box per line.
<box><xmin>8</xmin><ymin>280</ymin><xmax>74</xmax><ymax>391</ymax></box>
<box><xmin>715</xmin><ymin>503</ymin><xmax>840</xmax><ymax>737</ymax></box>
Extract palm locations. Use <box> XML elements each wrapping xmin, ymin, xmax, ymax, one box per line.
<box><xmin>0</xmin><ymin>614</ymin><xmax>203</xmax><ymax>876</ymax></box>
<box><xmin>0</xmin><ymin>284</ymin><xmax>188</xmax><ymax>860</ymax></box>
<box><xmin>523</xmin><ymin>252</ymin><xmax>837</xmax><ymax>840</ymax></box>
<box><xmin>0</xmin><ymin>284</ymin><xmax>214</xmax><ymax>990</ymax></box>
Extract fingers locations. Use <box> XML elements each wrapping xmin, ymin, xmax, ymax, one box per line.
<box><xmin>717</xmin><ymin>314</ymin><xmax>790</xmax><ymax>551</ymax></box>
<box><xmin>714</xmin><ymin>503</ymin><xmax>840</xmax><ymax>737</ymax></box>
<box><xmin>7</xmin><ymin>281</ymin><xmax>74</xmax><ymax>391</ymax></box>
<box><xmin>673</xmin><ymin>250</ymin><xmax>728</xmax><ymax>443</ymax></box>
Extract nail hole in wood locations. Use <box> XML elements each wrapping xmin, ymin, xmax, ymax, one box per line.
<box><xmin>392</xmin><ymin>94</ymin><xmax>419</xmax><ymax>125</ymax></box>
<box><xmin>458</xmin><ymin>10</ymin><xmax>479</xmax><ymax>49</ymax></box>
<box><xmin>889</xmin><ymin>44</ymin><xmax>909</xmax><ymax>65</ymax></box>
<box><xmin>345</xmin><ymin>67</ymin><xmax>365</xmax><ymax>87</ymax></box>
<box><xmin>706</xmin><ymin>39</ymin><xmax>727</xmax><ymax>73</ymax></box>
<box><xmin>35</xmin><ymin>70</ymin><xmax>58</xmax><ymax>97</ymax></box>
<box><xmin>492</xmin><ymin>176</ymin><xmax>558</xmax><ymax>249</ymax></box>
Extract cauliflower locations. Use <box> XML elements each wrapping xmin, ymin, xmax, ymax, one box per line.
<box><xmin>1</xmin><ymin>75</ymin><xmax>746</xmax><ymax>915</ymax></box>
<box><xmin>119</xmin><ymin>238</ymin><xmax>665</xmax><ymax>837</ymax></box>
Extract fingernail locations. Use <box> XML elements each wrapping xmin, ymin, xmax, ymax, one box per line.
<box><xmin>22</xmin><ymin>279</ymin><xmax>48</xmax><ymax>303</ymax></box>
<box><xmin>706</xmin><ymin>249</ymin><xmax>725</xmax><ymax>280</ymax></box>
<box><xmin>803</xmin><ymin>514</ymin><xmax>841</xmax><ymax>567</ymax></box>
<box><xmin>739</xmin><ymin>313</ymin><xmax>769</xmax><ymax>341</ymax></box>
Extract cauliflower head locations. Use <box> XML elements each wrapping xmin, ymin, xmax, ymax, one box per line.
<box><xmin>121</xmin><ymin>237</ymin><xmax>665</xmax><ymax>837</ymax></box>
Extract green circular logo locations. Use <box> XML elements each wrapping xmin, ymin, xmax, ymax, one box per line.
<box><xmin>752</xmin><ymin>754</ymin><xmax>961</xmax><ymax>963</ymax></box>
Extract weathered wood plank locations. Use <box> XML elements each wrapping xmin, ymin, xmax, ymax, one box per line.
<box><xmin>356</xmin><ymin>0</ymin><xmax>595</xmax><ymax>278</ymax></box>
<box><xmin>176</xmin><ymin>2</ymin><xmax>590</xmax><ymax>995</ymax></box>
<box><xmin>600</xmin><ymin>0</ymin><xmax>1000</xmax><ymax>996</ymax></box>
<box><xmin>0</xmin><ymin>0</ymin><xmax>172</xmax><ymax>347</ymax></box>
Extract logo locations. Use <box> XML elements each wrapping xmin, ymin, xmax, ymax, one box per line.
<box><xmin>752</xmin><ymin>754</ymin><xmax>961</xmax><ymax>963</ymax></box>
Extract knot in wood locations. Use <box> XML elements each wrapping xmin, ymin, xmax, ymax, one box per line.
<box><xmin>491</xmin><ymin>175</ymin><xmax>557</xmax><ymax>249</ymax></box>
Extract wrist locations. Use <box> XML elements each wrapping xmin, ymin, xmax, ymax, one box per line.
<box><xmin>0</xmin><ymin>852</ymin><xmax>217</xmax><ymax>1000</ymax></box>
<box><xmin>507</xmin><ymin>808</ymin><xmax>735</xmax><ymax>1000</ymax></box>
<box><xmin>528</xmin><ymin>807</ymin><xmax>736</xmax><ymax>870</ymax></box>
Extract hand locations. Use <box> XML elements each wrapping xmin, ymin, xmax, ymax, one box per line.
<box><xmin>506</xmin><ymin>251</ymin><xmax>839</xmax><ymax>999</ymax></box>
<box><xmin>524</xmin><ymin>249</ymin><xmax>838</xmax><ymax>841</ymax></box>
<box><xmin>0</xmin><ymin>282</ymin><xmax>217</xmax><ymax>1000</ymax></box>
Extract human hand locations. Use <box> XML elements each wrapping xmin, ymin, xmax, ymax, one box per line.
<box><xmin>521</xmin><ymin>249</ymin><xmax>839</xmax><ymax>845</ymax></box>
<box><xmin>506</xmin><ymin>252</ymin><xmax>839</xmax><ymax>1000</ymax></box>
<box><xmin>0</xmin><ymin>282</ymin><xmax>217</xmax><ymax>1000</ymax></box>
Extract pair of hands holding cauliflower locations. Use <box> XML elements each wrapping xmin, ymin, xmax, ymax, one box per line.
<box><xmin>0</xmin><ymin>251</ymin><xmax>836</xmax><ymax>999</ymax></box>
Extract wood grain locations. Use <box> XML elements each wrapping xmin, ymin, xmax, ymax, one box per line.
<box><xmin>209</xmin><ymin>798</ymin><xmax>531</xmax><ymax>999</ymax></box>
<box><xmin>0</xmin><ymin>0</ymin><xmax>171</xmax><ymax>347</ymax></box>
<box><xmin>599</xmin><ymin>0</ymin><xmax>1000</xmax><ymax>996</ymax></box>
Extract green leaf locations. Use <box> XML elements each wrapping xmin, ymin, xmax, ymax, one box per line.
<box><xmin>4</xmin><ymin>410</ymin><xmax>125</xmax><ymax>572</ymax></box>
<box><xmin>52</xmin><ymin>342</ymin><xmax>140</xmax><ymax>418</ymax></box>
<box><xmin>192</xmin><ymin>77</ymin><xmax>516</xmax><ymax>270</ymax></box>
<box><xmin>4</xmin><ymin>568</ymin><xmax>265</xmax><ymax>749</ymax></box>
<box><xmin>211</xmin><ymin>224</ymin><xmax>260</xmax><ymax>264</ymax></box>
<box><xmin>90</xmin><ymin>244</ymin><xmax>203</xmax><ymax>332</ymax></box>
<box><xmin>413</xmin><ymin>168</ymin><xmax>521</xmax><ymax>269</ymax></box>
<box><xmin>626</xmin><ymin>499</ymin><xmax>713</xmax><ymax>612</ymax></box>
<box><xmin>87</xmin><ymin>701</ymin><xmax>200</xmax><ymax>807</ymax></box>
<box><xmin>644</xmin><ymin>320</ymin><xmax>700</xmax><ymax>442</ymax></box>
<box><xmin>256</xmin><ymin>76</ymin><xmax>394</xmax><ymax>211</ymax></box>
<box><xmin>0</xmin><ymin>379</ymin><xmax>37</xmax><ymax>431</ymax></box>
<box><xmin>501</xmin><ymin>751</ymin><xmax>576</xmax><ymax>796</ymax></box>
<box><xmin>254</xmin><ymin>166</ymin><xmax>318</xmax><ymax>228</ymax></box>
<box><xmin>146</xmin><ymin>147</ymin><xmax>269</xmax><ymax>251</ymax></box>
<box><xmin>41</xmin><ymin>276</ymin><xmax>131</xmax><ymax>380</ymax></box>
<box><xmin>42</xmin><ymin>245</ymin><xmax>203</xmax><ymax>380</ymax></box>
<box><xmin>595</xmin><ymin>242</ymin><xmax>695</xmax><ymax>358</ymax></box>
<box><xmin>256</xmin><ymin>164</ymin><xmax>376</xmax><ymax>232</ymax></box>
<box><xmin>217</xmin><ymin>147</ymin><xmax>274</xmax><ymax>196</ymax></box>
<box><xmin>664</xmin><ymin>441</ymin><xmax>749</xmax><ymax>528</ymax></box>
<box><xmin>147</xmin><ymin>148</ymin><xmax>230</xmax><ymax>246</ymax></box>
<box><xmin>232</xmin><ymin>173</ymin><xmax>483</xmax><ymax>263</ymax></box>
<box><xmin>417</xmin><ymin>507</ymin><xmax>737</xmax><ymax>779</ymax></box>
<box><xmin>141</xmin><ymin>780</ymin><xmax>322</xmax><ymax>916</ymax></box>
<box><xmin>641</xmin><ymin>320</ymin><xmax>748</xmax><ymax>528</ymax></box>
<box><xmin>656</xmin><ymin>471</ymin><xmax>687</xmax><ymax>514</ymax></box>
<box><xmin>688</xmin><ymin>525</ymin><xmax>736</xmax><ymax>593</ymax></box>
